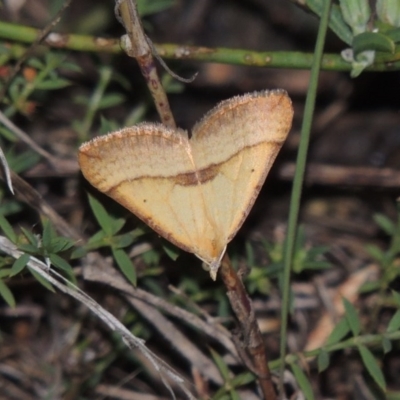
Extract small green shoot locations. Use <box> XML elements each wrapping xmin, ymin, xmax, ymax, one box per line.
<box><xmin>86</xmin><ymin>193</ymin><xmax>147</xmax><ymax>286</ymax></box>
<box><xmin>209</xmin><ymin>347</ymin><xmax>255</xmax><ymax>400</ymax></box>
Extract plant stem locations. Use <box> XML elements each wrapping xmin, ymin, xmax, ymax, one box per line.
<box><xmin>0</xmin><ymin>21</ymin><xmax>400</xmax><ymax>71</ymax></box>
<box><xmin>219</xmin><ymin>253</ymin><xmax>276</xmax><ymax>400</ymax></box>
<box><xmin>278</xmin><ymin>0</ymin><xmax>332</xmax><ymax>398</ymax></box>
<box><xmin>116</xmin><ymin>0</ymin><xmax>175</xmax><ymax>127</ymax></box>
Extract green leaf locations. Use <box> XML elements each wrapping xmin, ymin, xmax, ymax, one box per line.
<box><xmin>50</xmin><ymin>237</ymin><xmax>75</xmax><ymax>254</ymax></box>
<box><xmin>386</xmin><ymin>27</ymin><xmax>400</xmax><ymax>42</ymax></box>
<box><xmin>42</xmin><ymin>218</ymin><xmax>53</xmax><ymax>251</ymax></box>
<box><xmin>49</xmin><ymin>253</ymin><xmax>73</xmax><ymax>275</ymax></box>
<box><xmin>291</xmin><ymin>363</ymin><xmax>315</xmax><ymax>400</ymax></box>
<box><xmin>0</xmin><ymin>126</ymin><xmax>18</xmax><ymax>141</ymax></box>
<box><xmin>0</xmin><ymin>268</ymin><xmax>13</xmax><ymax>278</ymax></box>
<box><xmin>373</xmin><ymin>213</ymin><xmax>395</xmax><ymax>235</ymax></box>
<box><xmin>112</xmin><ymin>232</ymin><xmax>135</xmax><ymax>249</ymax></box>
<box><xmin>387</xmin><ymin>309</ymin><xmax>400</xmax><ymax>333</ymax></box>
<box><xmin>392</xmin><ymin>290</ymin><xmax>400</xmax><ymax>307</ymax></box>
<box><xmin>18</xmin><ymin>243</ymin><xmax>39</xmax><ymax>254</ymax></box>
<box><xmin>0</xmin><ymin>279</ymin><xmax>15</xmax><ymax>307</ymax></box>
<box><xmin>317</xmin><ymin>348</ymin><xmax>330</xmax><ymax>372</ymax></box>
<box><xmin>302</xmin><ymin>260</ymin><xmax>331</xmax><ymax>270</ymax></box>
<box><xmin>0</xmin><ymin>213</ymin><xmax>16</xmax><ymax>242</ymax></box>
<box><xmin>35</xmin><ymin>78</ymin><xmax>71</xmax><ymax>90</ymax></box>
<box><xmin>230</xmin><ymin>371</ymin><xmax>255</xmax><ymax>387</ymax></box>
<box><xmin>98</xmin><ymin>93</ymin><xmax>126</xmax><ymax>109</ymax></box>
<box><xmin>88</xmin><ymin>193</ymin><xmax>114</xmax><ymax>236</ymax></box>
<box><xmin>209</xmin><ymin>347</ymin><xmax>231</xmax><ymax>380</ymax></box>
<box><xmin>359</xmin><ymin>280</ymin><xmax>380</xmax><ymax>293</ymax></box>
<box><xmin>358</xmin><ymin>345</ymin><xmax>386</xmax><ymax>391</ymax></box>
<box><xmin>108</xmin><ymin>217</ymin><xmax>127</xmax><ymax>236</ymax></box>
<box><xmin>365</xmin><ymin>244</ymin><xmax>386</xmax><ymax>262</ymax></box>
<box><xmin>27</xmin><ymin>58</ymin><xmax>44</xmax><ymax>69</ymax></box>
<box><xmin>382</xmin><ymin>336</ymin><xmax>392</xmax><ymax>354</ymax></box>
<box><xmin>162</xmin><ymin>240</ymin><xmax>180</xmax><ymax>261</ymax></box>
<box><xmin>326</xmin><ymin>317</ymin><xmax>351</xmax><ymax>345</ymax></box>
<box><xmin>112</xmin><ymin>247</ymin><xmax>136</xmax><ymax>286</ymax></box>
<box><xmin>28</xmin><ymin>267</ymin><xmax>55</xmax><ymax>292</ymax></box>
<box><xmin>306</xmin><ymin>0</ymin><xmax>353</xmax><ymax>44</ymax></box>
<box><xmin>353</xmin><ymin>32</ymin><xmax>395</xmax><ymax>55</ymax></box>
<box><xmin>377</xmin><ymin>0</ymin><xmax>400</xmax><ymax>27</ymax></box>
<box><xmin>343</xmin><ymin>297</ymin><xmax>361</xmax><ymax>336</ymax></box>
<box><xmin>137</xmin><ymin>0</ymin><xmax>175</xmax><ymax>16</ymax></box>
<box><xmin>70</xmin><ymin>246</ymin><xmax>87</xmax><ymax>259</ymax></box>
<box><xmin>21</xmin><ymin>227</ymin><xmax>39</xmax><ymax>247</ymax></box>
<box><xmin>6</xmin><ymin>149</ymin><xmax>40</xmax><ymax>173</ymax></box>
<box><xmin>339</xmin><ymin>0</ymin><xmax>370</xmax><ymax>35</ymax></box>
<box><xmin>99</xmin><ymin>116</ymin><xmax>119</xmax><ymax>134</ymax></box>
<box><xmin>10</xmin><ymin>253</ymin><xmax>30</xmax><ymax>276</ymax></box>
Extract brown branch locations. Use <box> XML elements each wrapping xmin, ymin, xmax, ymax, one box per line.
<box><xmin>219</xmin><ymin>253</ymin><xmax>277</xmax><ymax>400</ymax></box>
<box><xmin>116</xmin><ymin>0</ymin><xmax>176</xmax><ymax>127</ymax></box>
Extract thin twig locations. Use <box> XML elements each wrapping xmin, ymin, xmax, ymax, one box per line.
<box><xmin>115</xmin><ymin>0</ymin><xmax>176</xmax><ymax>127</ymax></box>
<box><xmin>219</xmin><ymin>253</ymin><xmax>277</xmax><ymax>400</ymax></box>
<box><xmin>0</xmin><ymin>144</ymin><xmax>13</xmax><ymax>194</ymax></box>
<box><xmin>0</xmin><ymin>110</ymin><xmax>58</xmax><ymax>166</ymax></box>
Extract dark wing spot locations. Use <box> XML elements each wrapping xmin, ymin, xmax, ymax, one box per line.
<box><xmin>173</xmin><ymin>164</ymin><xmax>219</xmax><ymax>186</ymax></box>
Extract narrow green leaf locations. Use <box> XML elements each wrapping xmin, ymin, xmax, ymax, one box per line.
<box><xmin>108</xmin><ymin>217</ymin><xmax>127</xmax><ymax>236</ymax></box>
<box><xmin>0</xmin><ymin>213</ymin><xmax>16</xmax><ymax>242</ymax></box>
<box><xmin>358</xmin><ymin>345</ymin><xmax>386</xmax><ymax>391</ymax></box>
<box><xmin>365</xmin><ymin>244</ymin><xmax>386</xmax><ymax>262</ymax></box>
<box><xmin>28</xmin><ymin>267</ymin><xmax>55</xmax><ymax>292</ymax></box>
<box><xmin>162</xmin><ymin>241</ymin><xmax>180</xmax><ymax>261</ymax></box>
<box><xmin>359</xmin><ymin>280</ymin><xmax>380</xmax><ymax>293</ymax></box>
<box><xmin>50</xmin><ymin>237</ymin><xmax>75</xmax><ymax>254</ymax></box>
<box><xmin>49</xmin><ymin>253</ymin><xmax>73</xmax><ymax>274</ymax></box>
<box><xmin>373</xmin><ymin>213</ymin><xmax>395</xmax><ymax>235</ymax></box>
<box><xmin>70</xmin><ymin>246</ymin><xmax>87</xmax><ymax>259</ymax></box>
<box><xmin>21</xmin><ymin>227</ymin><xmax>39</xmax><ymax>247</ymax></box>
<box><xmin>0</xmin><ymin>126</ymin><xmax>18</xmax><ymax>142</ymax></box>
<box><xmin>306</xmin><ymin>0</ymin><xmax>353</xmax><ymax>44</ymax></box>
<box><xmin>0</xmin><ymin>269</ymin><xmax>13</xmax><ymax>278</ymax></box>
<box><xmin>339</xmin><ymin>0</ymin><xmax>370</xmax><ymax>35</ymax></box>
<box><xmin>111</xmin><ymin>232</ymin><xmax>135</xmax><ymax>249</ymax></box>
<box><xmin>317</xmin><ymin>348</ymin><xmax>330</xmax><ymax>372</ymax></box>
<box><xmin>7</xmin><ymin>150</ymin><xmax>40</xmax><ymax>173</ymax></box>
<box><xmin>386</xmin><ymin>28</ymin><xmax>400</xmax><ymax>42</ymax></box>
<box><xmin>27</xmin><ymin>58</ymin><xmax>44</xmax><ymax>69</ymax></box>
<box><xmin>112</xmin><ymin>247</ymin><xmax>136</xmax><ymax>286</ymax></box>
<box><xmin>382</xmin><ymin>336</ymin><xmax>392</xmax><ymax>354</ymax></box>
<box><xmin>377</xmin><ymin>0</ymin><xmax>400</xmax><ymax>27</ymax></box>
<box><xmin>42</xmin><ymin>218</ymin><xmax>53</xmax><ymax>251</ymax></box>
<box><xmin>387</xmin><ymin>309</ymin><xmax>400</xmax><ymax>333</ymax></box>
<box><xmin>291</xmin><ymin>363</ymin><xmax>315</xmax><ymax>400</ymax></box>
<box><xmin>230</xmin><ymin>371</ymin><xmax>255</xmax><ymax>387</ymax></box>
<box><xmin>392</xmin><ymin>290</ymin><xmax>400</xmax><ymax>307</ymax></box>
<box><xmin>98</xmin><ymin>93</ymin><xmax>126</xmax><ymax>109</ymax></box>
<box><xmin>49</xmin><ymin>253</ymin><xmax>76</xmax><ymax>284</ymax></box>
<box><xmin>209</xmin><ymin>347</ymin><xmax>231</xmax><ymax>380</ymax></box>
<box><xmin>353</xmin><ymin>32</ymin><xmax>395</xmax><ymax>55</ymax></box>
<box><xmin>0</xmin><ymin>279</ymin><xmax>15</xmax><ymax>307</ymax></box>
<box><xmin>302</xmin><ymin>261</ymin><xmax>331</xmax><ymax>270</ymax></box>
<box><xmin>326</xmin><ymin>317</ymin><xmax>351</xmax><ymax>345</ymax></box>
<box><xmin>18</xmin><ymin>243</ymin><xmax>39</xmax><ymax>254</ymax></box>
<box><xmin>35</xmin><ymin>78</ymin><xmax>71</xmax><ymax>90</ymax></box>
<box><xmin>343</xmin><ymin>297</ymin><xmax>361</xmax><ymax>336</ymax></box>
<box><xmin>88</xmin><ymin>193</ymin><xmax>113</xmax><ymax>235</ymax></box>
<box><xmin>10</xmin><ymin>253</ymin><xmax>30</xmax><ymax>276</ymax></box>
<box><xmin>137</xmin><ymin>0</ymin><xmax>175</xmax><ymax>16</ymax></box>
